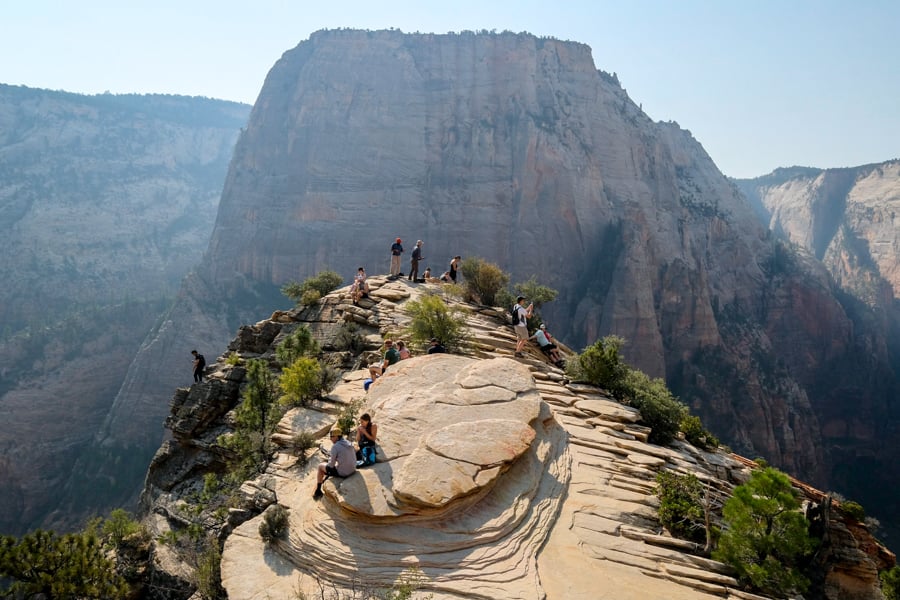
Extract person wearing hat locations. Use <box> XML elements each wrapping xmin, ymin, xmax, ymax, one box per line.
<box><xmin>427</xmin><ymin>337</ymin><xmax>446</xmax><ymax>354</ymax></box>
<box><xmin>390</xmin><ymin>237</ymin><xmax>404</xmax><ymax>277</ymax></box>
<box><xmin>531</xmin><ymin>323</ymin><xmax>563</xmax><ymax>366</ymax></box>
<box><xmin>314</xmin><ymin>426</ymin><xmax>357</xmax><ymax>499</ymax></box>
<box><xmin>512</xmin><ymin>296</ymin><xmax>534</xmax><ymax>357</ymax></box>
<box><xmin>409</xmin><ymin>240</ymin><xmax>424</xmax><ymax>281</ymax></box>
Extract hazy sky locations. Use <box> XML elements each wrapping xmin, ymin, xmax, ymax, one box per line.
<box><xmin>2</xmin><ymin>0</ymin><xmax>898</xmax><ymax>178</ymax></box>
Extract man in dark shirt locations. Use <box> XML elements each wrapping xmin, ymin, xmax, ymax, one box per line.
<box><xmin>427</xmin><ymin>338</ymin><xmax>446</xmax><ymax>354</ymax></box>
<box><xmin>409</xmin><ymin>240</ymin><xmax>424</xmax><ymax>281</ymax></box>
<box><xmin>191</xmin><ymin>350</ymin><xmax>206</xmax><ymax>383</ymax></box>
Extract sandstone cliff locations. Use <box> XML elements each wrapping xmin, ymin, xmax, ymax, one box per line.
<box><xmin>736</xmin><ymin>162</ymin><xmax>900</xmax><ymax>542</ymax></box>
<box><xmin>140</xmin><ymin>277</ymin><xmax>894</xmax><ymax>599</ymax></box>
<box><xmin>0</xmin><ymin>85</ymin><xmax>249</xmax><ymax>534</ymax></box>
<box><xmin>114</xmin><ymin>29</ymin><xmax>898</xmax><ymax>548</ymax></box>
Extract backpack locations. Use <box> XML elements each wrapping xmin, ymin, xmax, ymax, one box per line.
<box><xmin>510</xmin><ymin>304</ymin><xmax>520</xmax><ymax>325</ymax></box>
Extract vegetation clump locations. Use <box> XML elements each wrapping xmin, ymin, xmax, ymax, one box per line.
<box><xmin>713</xmin><ymin>467</ymin><xmax>817</xmax><ymax>596</ymax></box>
<box><xmin>655</xmin><ymin>471</ymin><xmax>706</xmax><ymax>544</ymax></box>
<box><xmin>0</xmin><ymin>509</ymin><xmax>154</xmax><ymax>600</ymax></box>
<box><xmin>404</xmin><ymin>293</ymin><xmax>467</xmax><ymax>352</ymax></box>
<box><xmin>259</xmin><ymin>504</ymin><xmax>290</xmax><ymax>543</ymax></box>
<box><xmin>459</xmin><ymin>257</ymin><xmax>509</xmax><ymax>306</ymax></box>
<box><xmin>282</xmin><ymin>270</ymin><xmax>343</xmax><ymax>306</ymax></box>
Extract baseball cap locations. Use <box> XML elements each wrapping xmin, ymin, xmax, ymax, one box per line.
<box><xmin>516</xmin><ymin>295</ymin><xmax>526</xmax><ymax>302</ymax></box>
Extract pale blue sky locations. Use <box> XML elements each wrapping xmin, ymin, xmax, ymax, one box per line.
<box><xmin>2</xmin><ymin>0</ymin><xmax>898</xmax><ymax>178</ymax></box>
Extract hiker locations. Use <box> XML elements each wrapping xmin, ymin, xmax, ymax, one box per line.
<box><xmin>427</xmin><ymin>337</ymin><xmax>446</xmax><ymax>354</ymax></box>
<box><xmin>422</xmin><ymin>267</ymin><xmax>432</xmax><ymax>280</ymax></box>
<box><xmin>355</xmin><ymin>413</ymin><xmax>378</xmax><ymax>467</ymax></box>
<box><xmin>448</xmin><ymin>255</ymin><xmax>461</xmax><ymax>283</ymax></box>
<box><xmin>512</xmin><ymin>296</ymin><xmax>534</xmax><ymax>357</ymax></box>
<box><xmin>409</xmin><ymin>240</ymin><xmax>424</xmax><ymax>281</ymax></box>
<box><xmin>368</xmin><ymin>339</ymin><xmax>401</xmax><ymax>379</ymax></box>
<box><xmin>351</xmin><ymin>267</ymin><xmax>369</xmax><ymax>304</ymax></box>
<box><xmin>389</xmin><ymin>237</ymin><xmax>404</xmax><ymax>277</ymax></box>
<box><xmin>313</xmin><ymin>427</ymin><xmax>356</xmax><ymax>499</ymax></box>
<box><xmin>532</xmin><ymin>323</ymin><xmax>564</xmax><ymax>366</ymax></box>
<box><xmin>191</xmin><ymin>350</ymin><xmax>206</xmax><ymax>383</ymax></box>
<box><xmin>396</xmin><ymin>340</ymin><xmax>411</xmax><ymax>360</ymax></box>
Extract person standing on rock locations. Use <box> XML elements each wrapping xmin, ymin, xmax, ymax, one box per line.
<box><xmin>191</xmin><ymin>350</ymin><xmax>206</xmax><ymax>383</ymax></box>
<box><xmin>409</xmin><ymin>240</ymin><xmax>424</xmax><ymax>281</ymax></box>
<box><xmin>512</xmin><ymin>296</ymin><xmax>534</xmax><ymax>357</ymax></box>
<box><xmin>389</xmin><ymin>237</ymin><xmax>404</xmax><ymax>277</ymax></box>
<box><xmin>314</xmin><ymin>426</ymin><xmax>356</xmax><ymax>500</ymax></box>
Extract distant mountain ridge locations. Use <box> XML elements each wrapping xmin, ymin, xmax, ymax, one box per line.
<box><xmin>0</xmin><ymin>84</ymin><xmax>250</xmax><ymax>534</ymax></box>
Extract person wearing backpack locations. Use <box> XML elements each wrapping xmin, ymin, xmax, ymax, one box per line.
<box><xmin>355</xmin><ymin>413</ymin><xmax>378</xmax><ymax>467</ymax></box>
<box><xmin>191</xmin><ymin>350</ymin><xmax>206</xmax><ymax>383</ymax></box>
<box><xmin>512</xmin><ymin>296</ymin><xmax>534</xmax><ymax>357</ymax></box>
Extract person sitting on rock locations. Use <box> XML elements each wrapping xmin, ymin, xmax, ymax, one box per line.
<box><xmin>427</xmin><ymin>337</ymin><xmax>446</xmax><ymax>354</ymax></box>
<box><xmin>396</xmin><ymin>339</ymin><xmax>411</xmax><ymax>360</ymax></box>
<box><xmin>313</xmin><ymin>426</ymin><xmax>356</xmax><ymax>500</ymax></box>
<box><xmin>422</xmin><ymin>267</ymin><xmax>432</xmax><ymax>281</ymax></box>
<box><xmin>531</xmin><ymin>323</ymin><xmax>564</xmax><ymax>366</ymax></box>
<box><xmin>355</xmin><ymin>413</ymin><xmax>378</xmax><ymax>467</ymax></box>
<box><xmin>351</xmin><ymin>266</ymin><xmax>369</xmax><ymax>304</ymax></box>
<box><xmin>368</xmin><ymin>339</ymin><xmax>400</xmax><ymax>380</ymax></box>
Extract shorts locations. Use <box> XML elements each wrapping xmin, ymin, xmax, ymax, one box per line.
<box><xmin>324</xmin><ymin>465</ymin><xmax>341</xmax><ymax>477</ymax></box>
<box><xmin>539</xmin><ymin>344</ymin><xmax>557</xmax><ymax>355</ymax></box>
<box><xmin>514</xmin><ymin>324</ymin><xmax>528</xmax><ymax>340</ymax></box>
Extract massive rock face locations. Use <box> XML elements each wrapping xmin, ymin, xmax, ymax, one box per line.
<box><xmin>736</xmin><ymin>163</ymin><xmax>900</xmax><ymax>541</ymax></box>
<box><xmin>140</xmin><ymin>279</ymin><xmax>894</xmax><ymax>600</ymax></box>
<box><xmin>115</xmin><ymin>29</ymin><xmax>898</xmax><ymax>545</ymax></box>
<box><xmin>0</xmin><ymin>85</ymin><xmax>249</xmax><ymax>534</ymax></box>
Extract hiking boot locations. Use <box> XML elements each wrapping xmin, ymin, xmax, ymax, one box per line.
<box><xmin>514</xmin><ymin>352</ymin><xmax>524</xmax><ymax>357</ymax></box>
<box><xmin>313</xmin><ymin>489</ymin><xmax>323</xmax><ymax>500</ymax></box>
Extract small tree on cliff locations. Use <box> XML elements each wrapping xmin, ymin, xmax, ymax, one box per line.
<box><xmin>713</xmin><ymin>466</ymin><xmax>817</xmax><ymax>596</ymax></box>
<box><xmin>0</xmin><ymin>529</ymin><xmax>129</xmax><ymax>599</ymax></box>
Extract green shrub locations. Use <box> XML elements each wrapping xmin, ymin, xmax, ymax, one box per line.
<box><xmin>282</xmin><ymin>270</ymin><xmax>342</xmax><ymax>305</ymax></box>
<box><xmin>656</xmin><ymin>471</ymin><xmax>705</xmax><ymax>543</ymax></box>
<box><xmin>280</xmin><ymin>357</ymin><xmax>323</xmax><ymax>408</ymax></box>
<box><xmin>194</xmin><ymin>537</ymin><xmax>223</xmax><ymax>600</ymax></box>
<box><xmin>290</xmin><ymin>431</ymin><xmax>317</xmax><ymax>462</ymax></box>
<box><xmin>881</xmin><ymin>565</ymin><xmax>900</xmax><ymax>600</ymax></box>
<box><xmin>404</xmin><ymin>293</ymin><xmax>466</xmax><ymax>352</ymax></box>
<box><xmin>276</xmin><ymin>326</ymin><xmax>320</xmax><ymax>366</ymax></box>
<box><xmin>680</xmin><ymin>414</ymin><xmax>719</xmax><ymax>450</ymax></box>
<box><xmin>623</xmin><ymin>369</ymin><xmax>686</xmax><ymax>446</ymax></box>
<box><xmin>332</xmin><ymin>321</ymin><xmax>364</xmax><ymax>353</ymax></box>
<box><xmin>225</xmin><ymin>352</ymin><xmax>241</xmax><ymax>366</ymax></box>
<box><xmin>713</xmin><ymin>467</ymin><xmax>817</xmax><ymax>596</ymax></box>
<box><xmin>494</xmin><ymin>287</ymin><xmax>516</xmax><ymax>313</ymax></box>
<box><xmin>300</xmin><ymin>289</ymin><xmax>321</xmax><ymax>306</ymax></box>
<box><xmin>459</xmin><ymin>257</ymin><xmax>510</xmax><ymax>306</ymax></box>
<box><xmin>258</xmin><ymin>505</ymin><xmax>290</xmax><ymax>543</ymax></box>
<box><xmin>839</xmin><ymin>500</ymin><xmax>866</xmax><ymax>522</ymax></box>
<box><xmin>569</xmin><ymin>335</ymin><xmax>630</xmax><ymax>399</ymax></box>
<box><xmin>101</xmin><ymin>508</ymin><xmax>143</xmax><ymax>549</ymax></box>
<box><xmin>335</xmin><ymin>399</ymin><xmax>363</xmax><ymax>440</ymax></box>
<box><xmin>0</xmin><ymin>529</ymin><xmax>129</xmax><ymax>599</ymax></box>
<box><xmin>513</xmin><ymin>276</ymin><xmax>559</xmax><ymax>308</ymax></box>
